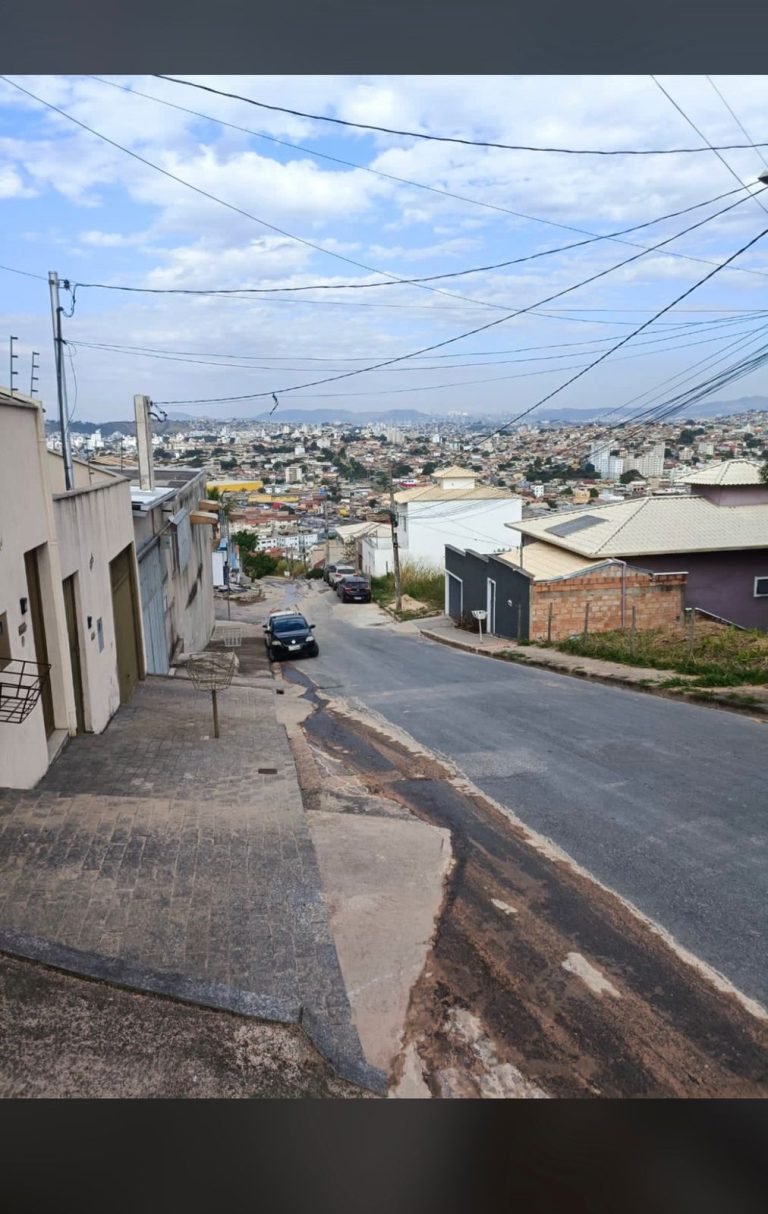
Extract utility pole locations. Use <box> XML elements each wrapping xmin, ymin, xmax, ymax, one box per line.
<box><xmin>9</xmin><ymin>335</ymin><xmax>18</xmax><ymax>396</ymax></box>
<box><xmin>48</xmin><ymin>271</ymin><xmax>74</xmax><ymax>490</ymax></box>
<box><xmin>388</xmin><ymin>463</ymin><xmax>402</xmax><ymax>612</ymax></box>
<box><xmin>29</xmin><ymin>351</ymin><xmax>40</xmax><ymax>397</ymax></box>
<box><xmin>324</xmin><ymin>495</ymin><xmax>330</xmax><ymax>567</ymax></box>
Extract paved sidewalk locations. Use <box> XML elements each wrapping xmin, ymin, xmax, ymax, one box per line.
<box><xmin>0</xmin><ymin>673</ymin><xmax>384</xmax><ymax>1092</ymax></box>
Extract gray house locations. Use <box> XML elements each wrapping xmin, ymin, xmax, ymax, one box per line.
<box><xmin>510</xmin><ymin>494</ymin><xmax>768</xmax><ymax>631</ymax></box>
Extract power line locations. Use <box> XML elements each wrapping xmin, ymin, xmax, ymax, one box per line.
<box><xmin>705</xmin><ymin>77</ymin><xmax>768</xmax><ymax>172</ymax></box>
<box><xmin>154</xmin><ymin>75</ymin><xmax>768</xmax><ymax>157</ymax></box>
<box><xmin>0</xmin><ymin>263</ymin><xmax>48</xmax><ymax>282</ymax></box>
<box><xmin>70</xmin><ymin>182</ymin><xmax>760</xmax><ymax>296</ymax></box>
<box><xmin>90</xmin><ymin>76</ymin><xmax>768</xmax><ymax>283</ymax></box>
<box><xmin>480</xmin><ymin>216</ymin><xmax>768</xmax><ymax>442</ymax></box>
<box><xmin>148</xmin><ymin>187</ymin><xmax>767</xmax><ymax>405</ymax></box>
<box><xmin>650</xmin><ymin>76</ymin><xmax>768</xmax><ymax>218</ymax></box>
<box><xmin>0</xmin><ymin>76</ymin><xmax>517</xmax><ymax>316</ymax></box>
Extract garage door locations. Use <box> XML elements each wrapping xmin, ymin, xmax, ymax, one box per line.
<box><xmin>139</xmin><ymin>543</ymin><xmax>169</xmax><ymax>675</ymax></box>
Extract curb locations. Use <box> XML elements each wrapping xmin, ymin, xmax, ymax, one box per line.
<box><xmin>419</xmin><ymin>629</ymin><xmax>768</xmax><ymax>721</ymax></box>
<box><xmin>0</xmin><ymin>927</ymin><xmax>388</xmax><ymax>1096</ymax></box>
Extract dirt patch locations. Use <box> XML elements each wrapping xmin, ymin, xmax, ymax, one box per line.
<box><xmin>0</xmin><ymin>954</ymin><xmax>372</xmax><ymax>1099</ymax></box>
<box><xmin>302</xmin><ymin>701</ymin><xmax>768</xmax><ymax>1099</ymax></box>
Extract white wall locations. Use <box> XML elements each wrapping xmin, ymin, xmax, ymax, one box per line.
<box><xmin>360</xmin><ymin>534</ymin><xmax>394</xmax><ymax>578</ymax></box>
<box><xmin>398</xmin><ymin>497</ymin><xmax>522</xmax><ymax>569</ymax></box>
<box><xmin>0</xmin><ymin>399</ymin><xmax>75</xmax><ymax>787</ymax></box>
<box><xmin>54</xmin><ymin>478</ymin><xmax>137</xmax><ymax>733</ymax></box>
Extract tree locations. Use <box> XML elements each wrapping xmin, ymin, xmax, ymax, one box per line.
<box><xmin>391</xmin><ymin>462</ymin><xmax>413</xmax><ymax>477</ymax></box>
<box><xmin>243</xmin><ymin>550</ymin><xmax>279</xmax><ymax>579</ymax></box>
<box><xmin>761</xmin><ymin>461</ymin><xmax>768</xmax><ymax>485</ymax></box>
<box><xmin>232</xmin><ymin>529</ymin><xmax>258</xmax><ymax>553</ymax></box>
<box><xmin>619</xmin><ymin>469</ymin><xmax>644</xmax><ymax>485</ymax></box>
<box><xmin>589</xmin><ymin>487</ymin><xmax>599</xmax><ymax>499</ymax></box>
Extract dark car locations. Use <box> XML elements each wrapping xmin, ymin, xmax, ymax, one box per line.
<box><xmin>264</xmin><ymin>613</ymin><xmax>319</xmax><ymax>660</ymax></box>
<box><xmin>338</xmin><ymin>576</ymin><xmax>372</xmax><ymax>603</ymax></box>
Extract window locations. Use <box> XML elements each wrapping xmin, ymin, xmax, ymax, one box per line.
<box><xmin>754</xmin><ymin>577</ymin><xmax>768</xmax><ymax>597</ymax></box>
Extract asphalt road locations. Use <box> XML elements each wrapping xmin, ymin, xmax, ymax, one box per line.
<box><xmin>300</xmin><ymin>585</ymin><xmax>768</xmax><ymax>1010</ymax></box>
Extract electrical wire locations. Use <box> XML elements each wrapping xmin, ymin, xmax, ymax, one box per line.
<box><xmin>150</xmin><ymin>189</ymin><xmax>768</xmax><ymax>405</ymax></box>
<box><xmin>650</xmin><ymin>76</ymin><xmax>768</xmax><ymax>218</ymax></box>
<box><xmin>0</xmin><ymin>76</ymin><xmax>528</xmax><ymax>316</ymax></box>
<box><xmin>705</xmin><ymin>77</ymin><xmax>768</xmax><ymax>172</ymax></box>
<box><xmin>0</xmin><ymin>263</ymin><xmax>48</xmax><ymax>282</ymax></box>
<box><xmin>154</xmin><ymin>75</ymin><xmax>768</xmax><ymax>156</ymax></box>
<box><xmin>90</xmin><ymin>76</ymin><xmax>768</xmax><ymax>283</ymax></box>
<box><xmin>70</xmin><ymin>182</ymin><xmax>758</xmax><ymax>296</ymax></box>
<box><xmin>474</xmin><ymin>216</ymin><xmax>768</xmax><ymax>443</ymax></box>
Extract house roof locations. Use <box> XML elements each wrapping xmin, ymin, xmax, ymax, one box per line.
<box><xmin>334</xmin><ymin>520</ymin><xmax>382</xmax><ymax>541</ymax></box>
<box><xmin>681</xmin><ymin>458</ymin><xmax>764</xmax><ymax>486</ymax></box>
<box><xmin>497</xmin><ymin>542</ymin><xmax>608</xmax><ymax>581</ymax></box>
<box><xmin>395</xmin><ymin>485</ymin><xmax>512</xmax><ymax>503</ymax></box>
<box><xmin>433</xmin><ymin>465</ymin><xmax>476</xmax><ymax>479</ymax></box>
<box><xmin>512</xmin><ymin>495</ymin><xmax>768</xmax><ymax>557</ymax></box>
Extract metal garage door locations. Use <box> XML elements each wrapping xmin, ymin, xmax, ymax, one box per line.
<box><xmin>138</xmin><ymin>542</ymin><xmax>169</xmax><ymax>675</ymax></box>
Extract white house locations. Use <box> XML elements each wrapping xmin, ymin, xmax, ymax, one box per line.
<box><xmin>377</xmin><ymin>466</ymin><xmax>522</xmax><ymax>571</ymax></box>
<box><xmin>1</xmin><ymin>389</ymin><xmax>145</xmax><ymax>789</ymax></box>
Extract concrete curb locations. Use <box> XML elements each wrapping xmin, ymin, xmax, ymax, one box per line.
<box><xmin>0</xmin><ymin>927</ymin><xmax>388</xmax><ymax>1095</ymax></box>
<box><xmin>418</xmin><ymin>629</ymin><xmax>768</xmax><ymax>721</ymax></box>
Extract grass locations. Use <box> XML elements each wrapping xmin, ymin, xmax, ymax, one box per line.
<box><xmin>556</xmin><ymin>620</ymin><xmax>768</xmax><ymax>688</ymax></box>
<box><xmin>369</xmin><ymin>560</ymin><xmax>444</xmax><ymax>617</ymax></box>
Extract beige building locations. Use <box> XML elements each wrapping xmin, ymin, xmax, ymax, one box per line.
<box><xmin>0</xmin><ymin>390</ymin><xmax>144</xmax><ymax>789</ymax></box>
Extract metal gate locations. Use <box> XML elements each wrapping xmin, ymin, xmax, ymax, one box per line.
<box><xmin>138</xmin><ymin>542</ymin><xmax>169</xmax><ymax>675</ymax></box>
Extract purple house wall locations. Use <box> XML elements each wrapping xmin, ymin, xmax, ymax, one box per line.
<box><xmin>629</xmin><ymin>549</ymin><xmax>768</xmax><ymax>630</ymax></box>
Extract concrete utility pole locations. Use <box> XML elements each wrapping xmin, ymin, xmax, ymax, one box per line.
<box><xmin>388</xmin><ymin>463</ymin><xmax>402</xmax><ymax>612</ymax></box>
<box><xmin>324</xmin><ymin>496</ymin><xmax>330</xmax><ymax>567</ymax></box>
<box><xmin>48</xmin><ymin>271</ymin><xmax>74</xmax><ymax>490</ymax></box>
<box><xmin>133</xmin><ymin>394</ymin><xmax>156</xmax><ymax>491</ymax></box>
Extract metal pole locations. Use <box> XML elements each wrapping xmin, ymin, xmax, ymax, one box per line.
<box><xmin>516</xmin><ymin>602</ymin><xmax>522</xmax><ymax>640</ymax></box>
<box><xmin>583</xmin><ymin>602</ymin><xmax>590</xmax><ymax>640</ymax></box>
<box><xmin>630</xmin><ymin>606</ymin><xmax>637</xmax><ymax>657</ymax></box>
<box><xmin>9</xmin><ymin>335</ymin><xmax>18</xmax><ymax>396</ymax></box>
<box><xmin>324</xmin><ymin>496</ymin><xmax>330</xmax><ymax>568</ymax></box>
<box><xmin>48</xmin><ymin>271</ymin><xmax>74</xmax><ymax>490</ymax></box>
<box><xmin>686</xmin><ymin>608</ymin><xmax>694</xmax><ymax>656</ymax></box>
<box><xmin>389</xmin><ymin>463</ymin><xmax>402</xmax><ymax>612</ymax></box>
<box><xmin>547</xmin><ymin>602</ymin><xmax>553</xmax><ymax>644</ymax></box>
<box><xmin>211</xmin><ymin>689</ymin><xmax>220</xmax><ymax>738</ymax></box>
<box><xmin>30</xmin><ymin>351</ymin><xmax>40</xmax><ymax>397</ymax></box>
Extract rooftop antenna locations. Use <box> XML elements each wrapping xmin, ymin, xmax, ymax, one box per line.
<box><xmin>9</xmin><ymin>335</ymin><xmax>18</xmax><ymax>396</ymax></box>
<box><xmin>29</xmin><ymin>351</ymin><xmax>40</xmax><ymax>396</ymax></box>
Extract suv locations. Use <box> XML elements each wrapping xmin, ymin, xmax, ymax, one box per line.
<box><xmin>328</xmin><ymin>563</ymin><xmax>355</xmax><ymax>588</ymax></box>
<box><xmin>264</xmin><ymin>613</ymin><xmax>319</xmax><ymax>660</ymax></box>
<box><xmin>338</xmin><ymin>576</ymin><xmax>372</xmax><ymax>603</ymax></box>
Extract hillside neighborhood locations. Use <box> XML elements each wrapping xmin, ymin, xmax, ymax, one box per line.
<box><xmin>2</xmin><ymin>73</ymin><xmax>768</xmax><ymax>1103</ymax></box>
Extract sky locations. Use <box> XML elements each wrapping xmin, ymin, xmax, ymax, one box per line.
<box><xmin>2</xmin><ymin>74</ymin><xmax>768</xmax><ymax>423</ymax></box>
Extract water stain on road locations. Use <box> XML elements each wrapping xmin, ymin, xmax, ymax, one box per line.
<box><xmin>288</xmin><ymin>666</ymin><xmax>768</xmax><ymax>1098</ymax></box>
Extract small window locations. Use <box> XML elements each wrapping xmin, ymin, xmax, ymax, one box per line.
<box><xmin>754</xmin><ymin>577</ymin><xmax>768</xmax><ymax>597</ymax></box>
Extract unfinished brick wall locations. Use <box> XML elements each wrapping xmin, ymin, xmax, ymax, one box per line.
<box><xmin>529</xmin><ymin>566</ymin><xmax>686</xmax><ymax>642</ymax></box>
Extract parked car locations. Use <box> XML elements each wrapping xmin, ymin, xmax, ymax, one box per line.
<box><xmin>323</xmin><ymin>563</ymin><xmax>338</xmax><ymax>585</ymax></box>
<box><xmin>338</xmin><ymin>576</ymin><xmax>372</xmax><ymax>603</ymax></box>
<box><xmin>264</xmin><ymin>613</ymin><xmax>319</xmax><ymax>660</ymax></box>
<box><xmin>328</xmin><ymin>563</ymin><xmax>355</xmax><ymax>588</ymax></box>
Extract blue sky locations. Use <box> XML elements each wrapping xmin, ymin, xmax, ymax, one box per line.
<box><xmin>2</xmin><ymin>74</ymin><xmax>768</xmax><ymax>421</ymax></box>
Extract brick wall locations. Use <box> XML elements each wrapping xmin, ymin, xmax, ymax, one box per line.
<box><xmin>529</xmin><ymin>565</ymin><xmax>686</xmax><ymax>642</ymax></box>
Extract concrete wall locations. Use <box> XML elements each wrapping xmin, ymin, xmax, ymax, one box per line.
<box><xmin>53</xmin><ymin>478</ymin><xmax>138</xmax><ymax>733</ymax></box>
<box><xmin>0</xmin><ymin>399</ymin><xmax>75</xmax><ymax>787</ymax></box>
<box><xmin>692</xmin><ymin>485</ymin><xmax>768</xmax><ymax>508</ymax></box>
<box><xmin>399</xmin><ymin>497</ymin><xmax>522</xmax><ymax>569</ymax></box>
<box><xmin>529</xmin><ymin>566</ymin><xmax>686</xmax><ymax>642</ymax></box>
<box><xmin>635</xmin><ymin>549</ymin><xmax>768</xmax><ymax>630</ymax></box>
<box><xmin>360</xmin><ymin>533</ymin><xmax>394</xmax><ymax>578</ymax></box>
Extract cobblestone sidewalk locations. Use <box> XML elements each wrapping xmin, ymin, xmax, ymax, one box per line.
<box><xmin>0</xmin><ymin>674</ymin><xmax>384</xmax><ymax>1092</ymax></box>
